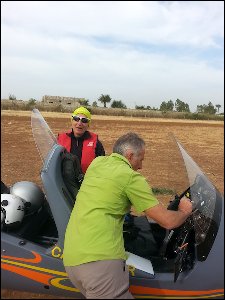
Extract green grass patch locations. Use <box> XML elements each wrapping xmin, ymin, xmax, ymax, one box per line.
<box><xmin>152</xmin><ymin>187</ymin><xmax>176</xmax><ymax>195</ymax></box>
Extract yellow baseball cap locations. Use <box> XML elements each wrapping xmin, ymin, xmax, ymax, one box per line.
<box><xmin>72</xmin><ymin>106</ymin><xmax>91</xmax><ymax>120</ymax></box>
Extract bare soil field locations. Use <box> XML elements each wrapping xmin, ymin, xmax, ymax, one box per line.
<box><xmin>1</xmin><ymin>110</ymin><xmax>224</xmax><ymax>299</ymax></box>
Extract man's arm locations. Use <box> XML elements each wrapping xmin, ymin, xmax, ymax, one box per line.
<box><xmin>144</xmin><ymin>197</ymin><xmax>192</xmax><ymax>230</ymax></box>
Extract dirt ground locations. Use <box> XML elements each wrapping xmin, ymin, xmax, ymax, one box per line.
<box><xmin>1</xmin><ymin>110</ymin><xmax>224</xmax><ymax>299</ymax></box>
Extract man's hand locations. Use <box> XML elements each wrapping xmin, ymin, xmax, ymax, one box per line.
<box><xmin>178</xmin><ymin>196</ymin><xmax>193</xmax><ymax>216</ymax></box>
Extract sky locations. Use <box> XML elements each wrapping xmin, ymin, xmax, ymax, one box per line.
<box><xmin>1</xmin><ymin>1</ymin><xmax>224</xmax><ymax>113</ymax></box>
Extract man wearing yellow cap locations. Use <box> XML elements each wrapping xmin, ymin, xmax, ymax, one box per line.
<box><xmin>57</xmin><ymin>106</ymin><xmax>105</xmax><ymax>173</ymax></box>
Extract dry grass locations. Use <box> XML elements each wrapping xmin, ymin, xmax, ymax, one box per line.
<box><xmin>2</xmin><ymin>109</ymin><xmax>224</xmax><ymax>124</ymax></box>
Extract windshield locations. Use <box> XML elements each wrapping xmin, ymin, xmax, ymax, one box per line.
<box><xmin>174</xmin><ymin>137</ymin><xmax>222</xmax><ymax>260</ymax></box>
<box><xmin>31</xmin><ymin>109</ymin><xmax>58</xmax><ymax>163</ymax></box>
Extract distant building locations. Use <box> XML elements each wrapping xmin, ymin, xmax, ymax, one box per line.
<box><xmin>42</xmin><ymin>95</ymin><xmax>84</xmax><ymax>107</ymax></box>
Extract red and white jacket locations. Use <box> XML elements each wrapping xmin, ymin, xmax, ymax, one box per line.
<box><xmin>57</xmin><ymin>131</ymin><xmax>98</xmax><ymax>173</ymax></box>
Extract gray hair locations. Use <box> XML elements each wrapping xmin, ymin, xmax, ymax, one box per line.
<box><xmin>113</xmin><ymin>132</ymin><xmax>145</xmax><ymax>156</ymax></box>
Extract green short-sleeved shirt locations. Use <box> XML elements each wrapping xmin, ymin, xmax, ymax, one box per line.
<box><xmin>63</xmin><ymin>153</ymin><xmax>159</xmax><ymax>267</ymax></box>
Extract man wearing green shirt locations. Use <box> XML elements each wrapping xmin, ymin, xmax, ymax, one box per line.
<box><xmin>63</xmin><ymin>132</ymin><xmax>192</xmax><ymax>299</ymax></box>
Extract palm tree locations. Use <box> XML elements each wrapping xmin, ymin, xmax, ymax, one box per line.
<box><xmin>215</xmin><ymin>104</ymin><xmax>221</xmax><ymax>113</ymax></box>
<box><xmin>98</xmin><ymin>94</ymin><xmax>112</xmax><ymax>108</ymax></box>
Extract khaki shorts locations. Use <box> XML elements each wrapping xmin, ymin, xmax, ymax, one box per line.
<box><xmin>65</xmin><ymin>259</ymin><xmax>134</xmax><ymax>299</ymax></box>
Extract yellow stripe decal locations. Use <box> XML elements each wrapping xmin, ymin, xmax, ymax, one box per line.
<box><xmin>1</xmin><ymin>258</ymin><xmax>67</xmax><ymax>276</ymax></box>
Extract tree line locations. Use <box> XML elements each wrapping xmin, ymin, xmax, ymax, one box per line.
<box><xmin>8</xmin><ymin>93</ymin><xmax>223</xmax><ymax>115</ymax></box>
<box><xmin>95</xmin><ymin>94</ymin><xmax>222</xmax><ymax>115</ymax></box>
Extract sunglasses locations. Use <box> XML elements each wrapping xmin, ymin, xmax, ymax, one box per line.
<box><xmin>72</xmin><ymin>116</ymin><xmax>90</xmax><ymax>124</ymax></box>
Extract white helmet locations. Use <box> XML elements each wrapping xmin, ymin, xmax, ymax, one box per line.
<box><xmin>10</xmin><ymin>181</ymin><xmax>45</xmax><ymax>214</ymax></box>
<box><xmin>1</xmin><ymin>194</ymin><xmax>25</xmax><ymax>227</ymax></box>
